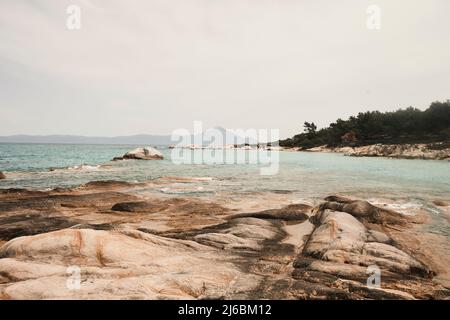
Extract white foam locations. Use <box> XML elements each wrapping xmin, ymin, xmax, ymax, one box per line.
<box><xmin>52</xmin><ymin>164</ymin><xmax>102</xmax><ymax>172</ymax></box>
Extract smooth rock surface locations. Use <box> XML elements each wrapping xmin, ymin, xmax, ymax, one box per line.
<box><xmin>0</xmin><ymin>184</ymin><xmax>448</xmax><ymax>300</ymax></box>
<box><xmin>113</xmin><ymin>147</ymin><xmax>163</xmax><ymax>161</ymax></box>
<box><xmin>0</xmin><ymin>229</ymin><xmax>246</xmax><ymax>299</ymax></box>
<box><xmin>318</xmin><ymin>196</ymin><xmax>410</xmax><ymax>226</ymax></box>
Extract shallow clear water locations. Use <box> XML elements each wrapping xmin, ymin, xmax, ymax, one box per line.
<box><xmin>0</xmin><ymin>143</ymin><xmax>449</xmax><ymax>200</ymax></box>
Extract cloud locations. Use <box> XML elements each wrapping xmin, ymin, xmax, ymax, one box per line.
<box><xmin>1</xmin><ymin>0</ymin><xmax>449</xmax><ymax>136</ymax></box>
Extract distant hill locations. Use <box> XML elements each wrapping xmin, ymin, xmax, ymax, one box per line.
<box><xmin>0</xmin><ymin>134</ymin><xmax>173</xmax><ymax>145</ymax></box>
<box><xmin>0</xmin><ymin>128</ymin><xmax>261</xmax><ymax>145</ymax></box>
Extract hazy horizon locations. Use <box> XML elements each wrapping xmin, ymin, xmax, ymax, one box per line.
<box><xmin>0</xmin><ymin>99</ymin><xmax>446</xmax><ymax>141</ymax></box>
<box><xmin>1</xmin><ymin>0</ymin><xmax>450</xmax><ymax>139</ymax></box>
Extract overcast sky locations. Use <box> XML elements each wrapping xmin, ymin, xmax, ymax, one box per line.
<box><xmin>1</xmin><ymin>0</ymin><xmax>449</xmax><ymax>138</ymax></box>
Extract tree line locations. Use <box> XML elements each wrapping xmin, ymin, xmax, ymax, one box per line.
<box><xmin>279</xmin><ymin>100</ymin><xmax>450</xmax><ymax>148</ymax></box>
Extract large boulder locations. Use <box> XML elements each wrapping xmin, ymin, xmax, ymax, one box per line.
<box><xmin>318</xmin><ymin>196</ymin><xmax>410</xmax><ymax>226</ymax></box>
<box><xmin>302</xmin><ymin>209</ymin><xmax>431</xmax><ymax>277</ymax></box>
<box><xmin>0</xmin><ymin>229</ymin><xmax>245</xmax><ymax>299</ymax></box>
<box><xmin>113</xmin><ymin>147</ymin><xmax>163</xmax><ymax>161</ymax></box>
<box><xmin>0</xmin><ymin>216</ymin><xmax>288</xmax><ymax>299</ymax></box>
<box><xmin>0</xmin><ymin>172</ymin><xmax>5</xmax><ymax>180</ymax></box>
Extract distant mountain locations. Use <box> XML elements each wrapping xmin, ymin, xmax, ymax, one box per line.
<box><xmin>0</xmin><ymin>134</ymin><xmax>173</xmax><ymax>145</ymax></box>
<box><xmin>0</xmin><ymin>128</ymin><xmax>261</xmax><ymax>145</ymax></box>
<box><xmin>190</xmin><ymin>127</ymin><xmax>259</xmax><ymax>145</ymax></box>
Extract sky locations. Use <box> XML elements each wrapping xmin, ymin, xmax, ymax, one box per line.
<box><xmin>1</xmin><ymin>0</ymin><xmax>449</xmax><ymax>138</ymax></box>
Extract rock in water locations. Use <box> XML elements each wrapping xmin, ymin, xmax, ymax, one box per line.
<box><xmin>0</xmin><ymin>172</ymin><xmax>5</xmax><ymax>180</ymax></box>
<box><xmin>113</xmin><ymin>147</ymin><xmax>163</xmax><ymax>160</ymax></box>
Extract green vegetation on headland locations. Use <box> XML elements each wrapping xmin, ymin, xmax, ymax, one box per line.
<box><xmin>279</xmin><ymin>100</ymin><xmax>450</xmax><ymax>149</ymax></box>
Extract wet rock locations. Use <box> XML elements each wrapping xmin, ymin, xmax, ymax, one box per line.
<box><xmin>51</xmin><ymin>187</ymin><xmax>72</xmax><ymax>193</ymax></box>
<box><xmin>323</xmin><ymin>195</ymin><xmax>355</xmax><ymax>203</ymax></box>
<box><xmin>0</xmin><ymin>188</ymin><xmax>46</xmax><ymax>197</ymax></box>
<box><xmin>111</xmin><ymin>198</ymin><xmax>229</xmax><ymax>221</ymax></box>
<box><xmin>111</xmin><ymin>201</ymin><xmax>168</xmax><ymax>213</ymax></box>
<box><xmin>433</xmin><ymin>200</ymin><xmax>449</xmax><ymax>207</ymax></box>
<box><xmin>229</xmin><ymin>203</ymin><xmax>311</xmax><ymax>221</ymax></box>
<box><xmin>0</xmin><ymin>172</ymin><xmax>6</xmax><ymax>180</ymax></box>
<box><xmin>80</xmin><ymin>180</ymin><xmax>134</xmax><ymax>189</ymax></box>
<box><xmin>0</xmin><ymin>190</ymin><xmax>135</xmax><ymax>213</ymax></box>
<box><xmin>0</xmin><ymin>214</ymin><xmax>78</xmax><ymax>240</ymax></box>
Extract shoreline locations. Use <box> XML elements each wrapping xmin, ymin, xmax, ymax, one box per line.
<box><xmin>0</xmin><ymin>179</ymin><xmax>449</xmax><ymax>299</ymax></box>
<box><xmin>285</xmin><ymin>142</ymin><xmax>450</xmax><ymax>161</ymax></box>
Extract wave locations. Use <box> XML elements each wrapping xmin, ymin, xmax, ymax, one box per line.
<box><xmin>49</xmin><ymin>164</ymin><xmax>102</xmax><ymax>172</ymax></box>
<box><xmin>158</xmin><ymin>186</ymin><xmax>214</xmax><ymax>195</ymax></box>
<box><xmin>159</xmin><ymin>176</ymin><xmax>215</xmax><ymax>182</ymax></box>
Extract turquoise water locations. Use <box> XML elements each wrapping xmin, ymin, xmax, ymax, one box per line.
<box><xmin>0</xmin><ymin>143</ymin><xmax>449</xmax><ymax>201</ymax></box>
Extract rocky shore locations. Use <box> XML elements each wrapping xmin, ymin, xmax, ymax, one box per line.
<box><xmin>305</xmin><ymin>143</ymin><xmax>450</xmax><ymax>160</ymax></box>
<box><xmin>0</xmin><ymin>180</ymin><xmax>449</xmax><ymax>299</ymax></box>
